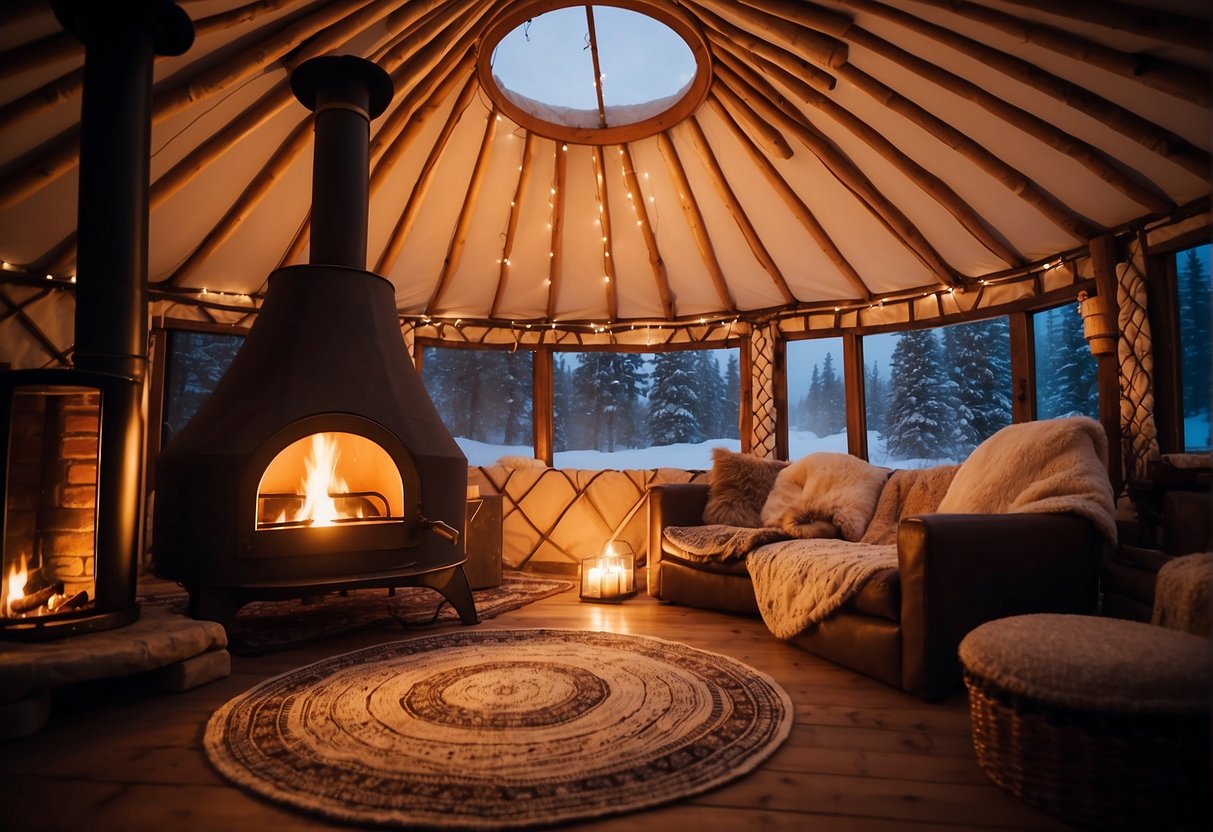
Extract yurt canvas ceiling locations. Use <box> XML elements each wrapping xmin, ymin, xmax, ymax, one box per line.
<box><xmin>0</xmin><ymin>0</ymin><xmax>1209</xmax><ymax>347</ymax></box>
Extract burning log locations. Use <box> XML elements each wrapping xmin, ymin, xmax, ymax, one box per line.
<box><xmin>52</xmin><ymin>590</ymin><xmax>89</xmax><ymax>612</ymax></box>
<box><xmin>10</xmin><ymin>580</ymin><xmax>65</xmax><ymax>615</ymax></box>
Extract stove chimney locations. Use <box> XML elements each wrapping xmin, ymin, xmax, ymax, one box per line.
<box><xmin>290</xmin><ymin>56</ymin><xmax>393</xmax><ymax>270</ymax></box>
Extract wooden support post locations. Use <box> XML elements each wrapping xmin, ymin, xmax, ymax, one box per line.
<box><xmin>843</xmin><ymin>333</ymin><xmax>867</xmax><ymax>460</ymax></box>
<box><xmin>1008</xmin><ymin>311</ymin><xmax>1036</xmax><ymax>424</ymax></box>
<box><xmin>773</xmin><ymin>334</ymin><xmax>788</xmax><ymax>461</ymax></box>
<box><xmin>533</xmin><ymin>348</ymin><xmax>553</xmax><ymax>466</ymax></box>
<box><xmin>1089</xmin><ymin>235</ymin><xmax>1123</xmax><ymax>496</ymax></box>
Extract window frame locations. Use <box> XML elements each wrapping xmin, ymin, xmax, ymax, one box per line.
<box><xmin>1145</xmin><ymin>225</ymin><xmax>1213</xmax><ymax>454</ymax></box>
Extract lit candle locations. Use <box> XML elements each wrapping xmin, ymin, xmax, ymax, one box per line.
<box><xmin>586</xmin><ymin>566</ymin><xmax>602</xmax><ymax>598</ymax></box>
<box><xmin>602</xmin><ymin>565</ymin><xmax>620</xmax><ymax>598</ymax></box>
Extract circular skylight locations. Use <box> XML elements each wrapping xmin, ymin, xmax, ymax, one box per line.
<box><xmin>477</xmin><ymin>2</ymin><xmax>710</xmax><ymax>144</ymax></box>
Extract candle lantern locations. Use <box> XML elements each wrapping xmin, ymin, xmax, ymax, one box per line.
<box><xmin>579</xmin><ymin>541</ymin><xmax>637</xmax><ymax>603</ymax></box>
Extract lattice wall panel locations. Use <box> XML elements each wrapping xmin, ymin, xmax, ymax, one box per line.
<box><xmin>749</xmin><ymin>323</ymin><xmax>777</xmax><ymax>459</ymax></box>
<box><xmin>1117</xmin><ymin>237</ymin><xmax>1160</xmax><ymax>485</ymax></box>
<box><xmin>469</xmin><ymin>465</ymin><xmax>708</xmax><ymax>570</ymax></box>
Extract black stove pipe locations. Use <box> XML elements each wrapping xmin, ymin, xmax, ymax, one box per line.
<box><xmin>51</xmin><ymin>0</ymin><xmax>192</xmax><ymax>626</ymax></box>
<box><xmin>290</xmin><ymin>56</ymin><xmax>393</xmax><ymax>269</ymax></box>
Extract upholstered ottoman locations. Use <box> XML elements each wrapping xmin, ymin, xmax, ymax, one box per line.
<box><xmin>959</xmin><ymin>614</ymin><xmax>1211</xmax><ymax>831</ymax></box>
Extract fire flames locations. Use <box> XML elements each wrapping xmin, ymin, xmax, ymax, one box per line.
<box><xmin>274</xmin><ymin>433</ymin><xmax>366</xmax><ymax>527</ymax></box>
<box><xmin>5</xmin><ymin>556</ymin><xmax>27</xmax><ymax>616</ymax></box>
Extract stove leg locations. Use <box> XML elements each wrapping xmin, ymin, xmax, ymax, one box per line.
<box><xmin>416</xmin><ymin>565</ymin><xmax>479</xmax><ymax>625</ymax></box>
<box><xmin>188</xmin><ymin>585</ymin><xmax>243</xmax><ymax>626</ymax></box>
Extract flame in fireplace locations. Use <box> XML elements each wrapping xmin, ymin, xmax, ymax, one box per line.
<box><xmin>286</xmin><ymin>433</ymin><xmax>364</xmax><ymax>527</ymax></box>
<box><xmin>5</xmin><ymin>556</ymin><xmax>28</xmax><ymax>617</ymax></box>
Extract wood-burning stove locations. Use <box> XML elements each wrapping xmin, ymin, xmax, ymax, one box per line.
<box><xmin>153</xmin><ymin>56</ymin><xmax>477</xmax><ymax>625</ymax></box>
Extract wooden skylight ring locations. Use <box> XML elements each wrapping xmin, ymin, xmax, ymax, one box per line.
<box><xmin>476</xmin><ymin>0</ymin><xmax>712</xmax><ymax>146</ymax></box>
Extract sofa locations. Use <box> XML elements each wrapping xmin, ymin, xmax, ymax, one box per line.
<box><xmin>648</xmin><ymin>418</ymin><xmax>1114</xmax><ymax>700</ymax></box>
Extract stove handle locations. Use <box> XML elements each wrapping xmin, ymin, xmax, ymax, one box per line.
<box><xmin>421</xmin><ymin>517</ymin><xmax>460</xmax><ymax>546</ymax></box>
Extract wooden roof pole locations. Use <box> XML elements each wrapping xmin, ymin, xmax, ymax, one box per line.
<box><xmin>278</xmin><ymin>5</ymin><xmax>481</xmax><ymax>266</ymax></box>
<box><xmin>712</xmin><ymin>36</ymin><xmax>1025</xmax><ymax>268</ymax></box>
<box><xmin>706</xmin><ymin>0</ymin><xmax>1177</xmax><ymax>214</ymax></box>
<box><xmin>490</xmin><ymin>132</ymin><xmax>536</xmax><ymax>319</ymax></box>
<box><xmin>426</xmin><ymin>109</ymin><xmax>498</xmax><ymax>314</ymax></box>
<box><xmin>619</xmin><ymin>145</ymin><xmax>675</xmax><ymax>320</ymax></box>
<box><xmin>657</xmin><ymin>130</ymin><xmax>738</xmax><ymax>313</ymax></box>
<box><xmin>706</xmin><ymin>93</ymin><xmax>872</xmax><ymax>301</ymax></box>
<box><xmin>715</xmin><ymin>36</ymin><xmax>1097</xmax><ymax>245</ymax></box>
<box><xmin>833</xmin><ymin>0</ymin><xmax>1210</xmax><ymax>180</ymax></box>
<box><xmin>695</xmin><ymin>0</ymin><xmax>852</xmax><ymax>59</ymax></box>
<box><xmin>0</xmin><ymin>287</ymin><xmax>70</xmax><ymax>367</ymax></box>
<box><xmin>908</xmin><ymin>0</ymin><xmax>1207</xmax><ymax>106</ymax></box>
<box><xmin>685</xmin><ymin>116</ymin><xmax>796</xmax><ymax>304</ymax></box>
<box><xmin>592</xmin><ymin>146</ymin><xmax>620</xmax><ymax>321</ymax></box>
<box><xmin>374</xmin><ymin>73</ymin><xmax>480</xmax><ymax>275</ymax></box>
<box><xmin>995</xmin><ymin>0</ymin><xmax>1209</xmax><ymax>51</ymax></box>
<box><xmin>0</xmin><ymin>0</ymin><xmax>387</xmax><ymax>210</ymax></box>
<box><xmin>690</xmin><ymin>1</ymin><xmax>1099</xmax><ymax>240</ymax></box>
<box><xmin>545</xmin><ymin>143</ymin><xmax>568</xmax><ymax>321</ymax></box>
<box><xmin>161</xmin><ymin>118</ymin><xmax>314</xmax><ymax>287</ymax></box>
<box><xmin>0</xmin><ymin>0</ymin><xmax>308</xmax><ymax>123</ymax></box>
<box><xmin>681</xmin><ymin>0</ymin><xmax>841</xmax><ymax>88</ymax></box>
<box><xmin>836</xmin><ymin>64</ymin><xmax>1102</xmax><ymax>241</ymax></box>
<box><xmin>714</xmin><ymin>67</ymin><xmax>958</xmax><ymax>287</ymax></box>
<box><xmin>40</xmin><ymin>1</ymin><xmax>466</xmax><ymax>274</ymax></box>
<box><xmin>843</xmin><ymin>25</ymin><xmax>1178</xmax><ymax>213</ymax></box>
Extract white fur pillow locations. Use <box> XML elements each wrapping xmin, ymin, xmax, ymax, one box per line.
<box><xmin>761</xmin><ymin>452</ymin><xmax>891</xmax><ymax>542</ymax></box>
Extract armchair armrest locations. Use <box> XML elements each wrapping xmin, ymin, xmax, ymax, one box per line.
<box><xmin>647</xmin><ymin>483</ymin><xmax>709</xmax><ymax>596</ymax></box>
<box><xmin>898</xmin><ymin>512</ymin><xmax>1105</xmax><ymax>700</ymax></box>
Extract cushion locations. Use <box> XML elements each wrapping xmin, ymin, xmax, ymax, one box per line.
<box><xmin>703</xmin><ymin>448</ymin><xmax>787</xmax><ymax>528</ymax></box>
<box><xmin>1152</xmin><ymin>553</ymin><xmax>1213</xmax><ymax>637</ymax></box>
<box><xmin>861</xmin><ymin>465</ymin><xmax>960</xmax><ymax>545</ymax></box>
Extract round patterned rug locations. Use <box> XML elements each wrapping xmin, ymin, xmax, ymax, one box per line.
<box><xmin>205</xmin><ymin>628</ymin><xmax>793</xmax><ymax>829</ymax></box>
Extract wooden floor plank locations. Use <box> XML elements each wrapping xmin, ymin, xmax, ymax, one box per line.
<box><xmin>0</xmin><ymin>581</ymin><xmax>1074</xmax><ymax>831</ymax></box>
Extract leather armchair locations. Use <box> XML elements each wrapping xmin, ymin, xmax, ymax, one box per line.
<box><xmin>648</xmin><ymin>482</ymin><xmax>1105</xmax><ymax>700</ymax></box>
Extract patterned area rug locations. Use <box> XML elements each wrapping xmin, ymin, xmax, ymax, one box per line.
<box><xmin>205</xmin><ymin>629</ymin><xmax>793</xmax><ymax>829</ymax></box>
<box><xmin>143</xmin><ymin>572</ymin><xmax>572</xmax><ymax>656</ymax></box>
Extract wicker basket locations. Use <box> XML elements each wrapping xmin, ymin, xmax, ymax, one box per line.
<box><xmin>964</xmin><ymin>670</ymin><xmax>1210</xmax><ymax>831</ymax></box>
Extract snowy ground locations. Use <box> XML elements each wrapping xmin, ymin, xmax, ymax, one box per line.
<box><xmin>456</xmin><ymin>428</ymin><xmax>958</xmax><ymax>470</ymax></box>
<box><xmin>455</xmin><ymin>414</ymin><xmax>1213</xmax><ymax>472</ymax></box>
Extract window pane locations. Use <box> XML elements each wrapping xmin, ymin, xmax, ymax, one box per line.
<box><xmin>161</xmin><ymin>330</ymin><xmax>243</xmax><ymax>446</ymax></box>
<box><xmin>553</xmin><ymin>348</ymin><xmax>740</xmax><ymax>469</ymax></box>
<box><xmin>1034</xmin><ymin>304</ymin><xmax>1098</xmax><ymax>422</ymax></box>
<box><xmin>865</xmin><ymin>322</ymin><xmax>1008</xmax><ymax>468</ymax></box>
<box><xmin>421</xmin><ymin>347</ymin><xmax>533</xmax><ymax>467</ymax></box>
<box><xmin>787</xmin><ymin>338</ymin><xmax>847</xmax><ymax>458</ymax></box>
<box><xmin>1177</xmin><ymin>243</ymin><xmax>1211</xmax><ymax>451</ymax></box>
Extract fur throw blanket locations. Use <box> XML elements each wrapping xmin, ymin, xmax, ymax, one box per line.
<box><xmin>747</xmin><ymin>539</ymin><xmax>898</xmax><ymax>638</ymax></box>
<box><xmin>859</xmin><ymin>465</ymin><xmax>959</xmax><ymax>545</ymax></box>
<box><xmin>937</xmin><ymin>416</ymin><xmax>1117</xmax><ymax>542</ymax></box>
<box><xmin>663</xmin><ymin>524</ymin><xmax>789</xmax><ymax>562</ymax></box>
<box><xmin>760</xmin><ymin>453</ymin><xmax>891</xmax><ymax>541</ymax></box>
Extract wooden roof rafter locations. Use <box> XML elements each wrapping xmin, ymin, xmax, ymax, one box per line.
<box><xmin>705</xmin><ymin>93</ymin><xmax>873</xmax><ymax>302</ymax></box>
<box><xmin>710</xmin><ymin>33</ymin><xmax>1026</xmax><ymax>268</ymax></box>
<box><xmin>657</xmin><ymin>129</ymin><xmax>738</xmax><ymax>314</ymax></box>
<box><xmin>490</xmin><ymin>131</ymin><xmax>536</xmax><ymax>320</ymax></box>
<box><xmin>619</xmin><ymin>144</ymin><xmax>675</xmax><ymax>320</ymax></box>
<box><xmin>426</xmin><ymin>107</ymin><xmax>498</xmax><ymax>315</ymax></box>
<box><xmin>684</xmin><ymin>115</ymin><xmax>796</xmax><ymax>304</ymax></box>
<box><xmin>714</xmin><ymin>64</ymin><xmax>959</xmax><ymax>287</ymax></box>
<box><xmin>591</xmin><ymin>145</ymin><xmax>620</xmax><ymax>322</ymax></box>
<box><xmin>546</xmin><ymin>141</ymin><xmax>568</xmax><ymax>321</ymax></box>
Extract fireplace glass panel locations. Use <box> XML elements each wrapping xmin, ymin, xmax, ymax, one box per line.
<box><xmin>3</xmin><ymin>386</ymin><xmax>100</xmax><ymax>620</ymax></box>
<box><xmin>255</xmin><ymin>431</ymin><xmax>404</xmax><ymax>530</ymax></box>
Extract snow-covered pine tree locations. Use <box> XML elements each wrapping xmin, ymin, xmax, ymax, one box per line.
<box><xmin>1178</xmin><ymin>247</ymin><xmax>1211</xmax><ymax>420</ymax></box>
<box><xmin>648</xmin><ymin>351</ymin><xmax>703</xmax><ymax>445</ymax></box>
<box><xmin>820</xmin><ymin>351</ymin><xmax>845</xmax><ymax>435</ymax></box>
<box><xmin>885</xmin><ymin>329</ymin><xmax>953</xmax><ymax>460</ymax></box>
<box><xmin>865</xmin><ymin>360</ymin><xmax>885</xmax><ymax>436</ymax></box>
<box><xmin>943</xmin><ymin>318</ymin><xmax>1011</xmax><ymax>457</ymax></box>
<box><xmin>552</xmin><ymin>355</ymin><xmax>575</xmax><ymax>452</ymax></box>
<box><xmin>806</xmin><ymin>363</ymin><xmax>823</xmax><ymax>436</ymax></box>
<box><xmin>1039</xmin><ymin>303</ymin><xmax>1097</xmax><ymax>419</ymax></box>
<box><xmin>723</xmin><ymin>351</ymin><xmax>741</xmax><ymax>439</ymax></box>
